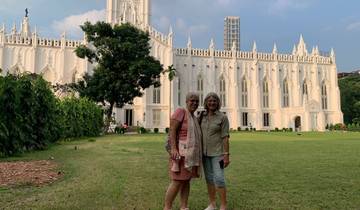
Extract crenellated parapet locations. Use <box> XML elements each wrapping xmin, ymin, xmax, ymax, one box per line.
<box><xmin>176</xmin><ymin>48</ymin><xmax>331</xmax><ymax>64</ymax></box>
<box><xmin>146</xmin><ymin>25</ymin><xmax>172</xmax><ymax>46</ymax></box>
<box><xmin>175</xmin><ymin>35</ymin><xmax>334</xmax><ymax>65</ymax></box>
<box><xmin>2</xmin><ymin>33</ymin><xmax>82</xmax><ymax>49</ymax></box>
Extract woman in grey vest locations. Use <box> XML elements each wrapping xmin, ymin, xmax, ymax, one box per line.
<box><xmin>200</xmin><ymin>92</ymin><xmax>230</xmax><ymax>210</ymax></box>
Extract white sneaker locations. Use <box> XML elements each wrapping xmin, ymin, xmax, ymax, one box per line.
<box><xmin>204</xmin><ymin>205</ymin><xmax>217</xmax><ymax>210</ymax></box>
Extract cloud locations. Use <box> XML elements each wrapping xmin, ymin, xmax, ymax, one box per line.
<box><xmin>347</xmin><ymin>21</ymin><xmax>360</xmax><ymax>31</ymax></box>
<box><xmin>175</xmin><ymin>18</ymin><xmax>209</xmax><ymax>38</ymax></box>
<box><xmin>268</xmin><ymin>0</ymin><xmax>311</xmax><ymax>14</ymax></box>
<box><xmin>51</xmin><ymin>9</ymin><xmax>105</xmax><ymax>38</ymax></box>
<box><xmin>153</xmin><ymin>16</ymin><xmax>171</xmax><ymax>33</ymax></box>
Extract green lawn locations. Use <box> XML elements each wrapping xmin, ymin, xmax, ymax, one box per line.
<box><xmin>1</xmin><ymin>132</ymin><xmax>360</xmax><ymax>210</ymax></box>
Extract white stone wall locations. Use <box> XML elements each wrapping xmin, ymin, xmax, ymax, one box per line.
<box><xmin>0</xmin><ymin>0</ymin><xmax>344</xmax><ymax>131</ymax></box>
<box><xmin>0</xmin><ymin>24</ymin><xmax>89</xmax><ymax>84</ymax></box>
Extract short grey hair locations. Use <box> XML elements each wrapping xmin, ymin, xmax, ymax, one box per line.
<box><xmin>186</xmin><ymin>92</ymin><xmax>199</xmax><ymax>101</ymax></box>
<box><xmin>203</xmin><ymin>92</ymin><xmax>221</xmax><ymax>111</ymax></box>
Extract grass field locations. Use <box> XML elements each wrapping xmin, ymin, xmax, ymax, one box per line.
<box><xmin>1</xmin><ymin>132</ymin><xmax>360</xmax><ymax>210</ymax></box>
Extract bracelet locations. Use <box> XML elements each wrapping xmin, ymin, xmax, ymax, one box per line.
<box><xmin>223</xmin><ymin>152</ymin><xmax>230</xmax><ymax>155</ymax></box>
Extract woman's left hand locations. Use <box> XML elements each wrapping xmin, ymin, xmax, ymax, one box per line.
<box><xmin>223</xmin><ymin>154</ymin><xmax>230</xmax><ymax>168</ymax></box>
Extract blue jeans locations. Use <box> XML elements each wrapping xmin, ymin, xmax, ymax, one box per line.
<box><xmin>203</xmin><ymin>155</ymin><xmax>226</xmax><ymax>188</ymax></box>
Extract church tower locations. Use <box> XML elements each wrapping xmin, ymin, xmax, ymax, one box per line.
<box><xmin>106</xmin><ymin>0</ymin><xmax>151</xmax><ymax>28</ymax></box>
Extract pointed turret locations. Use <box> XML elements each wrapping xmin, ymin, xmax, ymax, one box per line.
<box><xmin>297</xmin><ymin>34</ymin><xmax>308</xmax><ymax>56</ymax></box>
<box><xmin>292</xmin><ymin>44</ymin><xmax>297</xmax><ymax>55</ymax></box>
<box><xmin>330</xmin><ymin>48</ymin><xmax>336</xmax><ymax>63</ymax></box>
<box><xmin>231</xmin><ymin>41</ymin><xmax>237</xmax><ymax>52</ymax></box>
<box><xmin>167</xmin><ymin>25</ymin><xmax>173</xmax><ymax>46</ymax></box>
<box><xmin>252</xmin><ymin>41</ymin><xmax>257</xmax><ymax>53</ymax></box>
<box><xmin>209</xmin><ymin>38</ymin><xmax>215</xmax><ymax>50</ymax></box>
<box><xmin>1</xmin><ymin>23</ymin><xmax>5</xmax><ymax>33</ymax></box>
<box><xmin>32</xmin><ymin>26</ymin><xmax>38</xmax><ymax>48</ymax></box>
<box><xmin>11</xmin><ymin>22</ymin><xmax>17</xmax><ymax>35</ymax></box>
<box><xmin>272</xmin><ymin>43</ymin><xmax>278</xmax><ymax>54</ymax></box>
<box><xmin>61</xmin><ymin>31</ymin><xmax>66</xmax><ymax>49</ymax></box>
<box><xmin>0</xmin><ymin>23</ymin><xmax>5</xmax><ymax>46</ymax></box>
<box><xmin>315</xmin><ymin>46</ymin><xmax>319</xmax><ymax>56</ymax></box>
<box><xmin>20</xmin><ymin>15</ymin><xmax>31</xmax><ymax>37</ymax></box>
<box><xmin>187</xmin><ymin>35</ymin><xmax>192</xmax><ymax>49</ymax></box>
<box><xmin>168</xmin><ymin>25</ymin><xmax>173</xmax><ymax>36</ymax></box>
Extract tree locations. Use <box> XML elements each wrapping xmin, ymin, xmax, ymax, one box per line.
<box><xmin>338</xmin><ymin>75</ymin><xmax>360</xmax><ymax>124</ymax></box>
<box><xmin>162</xmin><ymin>65</ymin><xmax>177</xmax><ymax>121</ymax></box>
<box><xmin>74</xmin><ymin>22</ymin><xmax>163</xmax><ymax>129</ymax></box>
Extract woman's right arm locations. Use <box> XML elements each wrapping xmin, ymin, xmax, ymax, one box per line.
<box><xmin>169</xmin><ymin>119</ymin><xmax>181</xmax><ymax>160</ymax></box>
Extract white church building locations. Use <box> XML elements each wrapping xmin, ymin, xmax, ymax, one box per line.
<box><xmin>0</xmin><ymin>0</ymin><xmax>343</xmax><ymax>131</ymax></box>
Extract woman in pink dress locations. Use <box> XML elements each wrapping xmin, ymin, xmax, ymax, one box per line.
<box><xmin>163</xmin><ymin>92</ymin><xmax>202</xmax><ymax>210</ymax></box>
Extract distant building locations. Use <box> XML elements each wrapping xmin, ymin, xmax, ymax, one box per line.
<box><xmin>224</xmin><ymin>16</ymin><xmax>240</xmax><ymax>51</ymax></box>
<box><xmin>338</xmin><ymin>69</ymin><xmax>360</xmax><ymax>78</ymax></box>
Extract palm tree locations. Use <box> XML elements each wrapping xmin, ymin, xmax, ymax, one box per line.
<box><xmin>163</xmin><ymin>65</ymin><xmax>177</xmax><ymax>121</ymax></box>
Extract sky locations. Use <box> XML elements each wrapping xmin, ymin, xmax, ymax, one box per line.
<box><xmin>0</xmin><ymin>0</ymin><xmax>359</xmax><ymax>72</ymax></box>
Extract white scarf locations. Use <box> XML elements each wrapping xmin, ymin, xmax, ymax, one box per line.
<box><xmin>184</xmin><ymin>109</ymin><xmax>202</xmax><ymax>173</ymax></box>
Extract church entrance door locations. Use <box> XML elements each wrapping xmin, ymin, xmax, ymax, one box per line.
<box><xmin>295</xmin><ymin>116</ymin><xmax>301</xmax><ymax>131</ymax></box>
<box><xmin>125</xmin><ymin>109</ymin><xmax>133</xmax><ymax>126</ymax></box>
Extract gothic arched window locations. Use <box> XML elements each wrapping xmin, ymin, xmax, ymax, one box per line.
<box><xmin>219</xmin><ymin>76</ymin><xmax>226</xmax><ymax>107</ymax></box>
<box><xmin>321</xmin><ymin>82</ymin><xmax>328</xmax><ymax>110</ymax></box>
<box><xmin>197</xmin><ymin>75</ymin><xmax>204</xmax><ymax>106</ymax></box>
<box><xmin>241</xmin><ymin>77</ymin><xmax>248</xmax><ymax>107</ymax></box>
<box><xmin>262</xmin><ymin>79</ymin><xmax>269</xmax><ymax>108</ymax></box>
<box><xmin>283</xmin><ymin>79</ymin><xmax>289</xmax><ymax>107</ymax></box>
<box><xmin>153</xmin><ymin>78</ymin><xmax>161</xmax><ymax>104</ymax></box>
<box><xmin>303</xmin><ymin>80</ymin><xmax>308</xmax><ymax>95</ymax></box>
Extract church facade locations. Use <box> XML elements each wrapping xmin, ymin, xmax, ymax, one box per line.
<box><xmin>0</xmin><ymin>0</ymin><xmax>343</xmax><ymax>131</ymax></box>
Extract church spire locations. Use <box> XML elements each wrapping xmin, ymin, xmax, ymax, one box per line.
<box><xmin>167</xmin><ymin>25</ymin><xmax>173</xmax><ymax>46</ymax></box>
<box><xmin>187</xmin><ymin>35</ymin><xmax>192</xmax><ymax>49</ymax></box>
<box><xmin>252</xmin><ymin>41</ymin><xmax>257</xmax><ymax>53</ymax></box>
<box><xmin>209</xmin><ymin>38</ymin><xmax>215</xmax><ymax>50</ymax></box>
<box><xmin>292</xmin><ymin>44</ymin><xmax>297</xmax><ymax>55</ymax></box>
<box><xmin>272</xmin><ymin>43</ymin><xmax>278</xmax><ymax>54</ymax></box>
<box><xmin>11</xmin><ymin>22</ymin><xmax>17</xmax><ymax>35</ymax></box>
<box><xmin>297</xmin><ymin>34</ymin><xmax>308</xmax><ymax>56</ymax></box>
<box><xmin>330</xmin><ymin>48</ymin><xmax>336</xmax><ymax>64</ymax></box>
<box><xmin>20</xmin><ymin>8</ymin><xmax>31</xmax><ymax>37</ymax></box>
<box><xmin>231</xmin><ymin>41</ymin><xmax>237</xmax><ymax>52</ymax></box>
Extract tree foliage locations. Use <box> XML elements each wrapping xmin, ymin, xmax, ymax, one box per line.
<box><xmin>0</xmin><ymin>73</ymin><xmax>60</xmax><ymax>156</ymax></box>
<box><xmin>0</xmin><ymin>73</ymin><xmax>103</xmax><ymax>157</ymax></box>
<box><xmin>338</xmin><ymin>75</ymin><xmax>360</xmax><ymax>124</ymax></box>
<box><xmin>58</xmin><ymin>97</ymin><xmax>103</xmax><ymax>138</ymax></box>
<box><xmin>74</xmin><ymin>22</ymin><xmax>163</xmax><ymax>123</ymax></box>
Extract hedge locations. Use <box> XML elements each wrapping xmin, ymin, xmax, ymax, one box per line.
<box><xmin>0</xmin><ymin>73</ymin><xmax>103</xmax><ymax>157</ymax></box>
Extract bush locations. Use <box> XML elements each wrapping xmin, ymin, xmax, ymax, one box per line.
<box><xmin>275</xmin><ymin>127</ymin><xmax>279</xmax><ymax>132</ymax></box>
<box><xmin>115</xmin><ymin>126</ymin><xmax>126</xmax><ymax>134</ymax></box>
<box><xmin>0</xmin><ymin>73</ymin><xmax>60</xmax><ymax>157</ymax></box>
<box><xmin>237</xmin><ymin>127</ymin><xmax>241</xmax><ymax>131</ymax></box>
<box><xmin>138</xmin><ymin>127</ymin><xmax>147</xmax><ymax>134</ymax></box>
<box><xmin>59</xmin><ymin>97</ymin><xmax>103</xmax><ymax>138</ymax></box>
<box><xmin>289</xmin><ymin>127</ymin><xmax>293</xmax><ymax>132</ymax></box>
<box><xmin>154</xmin><ymin>128</ymin><xmax>159</xmax><ymax>133</ymax></box>
<box><xmin>334</xmin><ymin>123</ymin><xmax>346</xmax><ymax>131</ymax></box>
<box><xmin>347</xmin><ymin>123</ymin><xmax>360</xmax><ymax>132</ymax></box>
<box><xmin>245</xmin><ymin>128</ymin><xmax>249</xmax><ymax>131</ymax></box>
<box><xmin>165</xmin><ymin>127</ymin><xmax>170</xmax><ymax>133</ymax></box>
<box><xmin>0</xmin><ymin>73</ymin><xmax>103</xmax><ymax>157</ymax></box>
